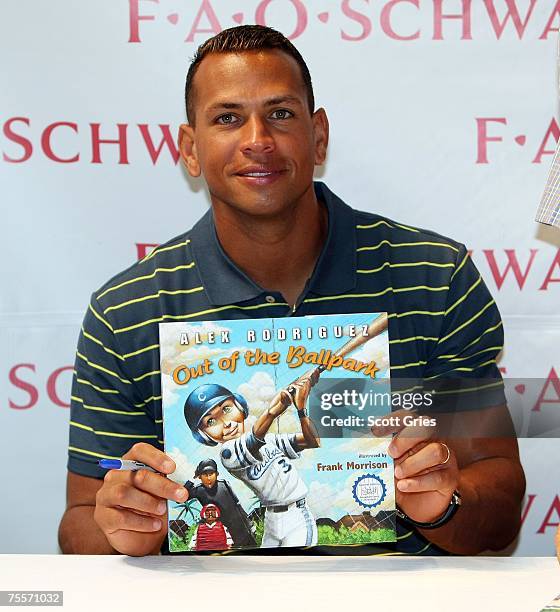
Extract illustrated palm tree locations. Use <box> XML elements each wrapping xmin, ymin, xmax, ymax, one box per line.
<box><xmin>169</xmin><ymin>499</ymin><xmax>200</xmax><ymax>542</ymax></box>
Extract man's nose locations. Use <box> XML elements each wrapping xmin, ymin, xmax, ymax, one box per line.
<box><xmin>240</xmin><ymin>115</ymin><xmax>275</xmax><ymax>156</ymax></box>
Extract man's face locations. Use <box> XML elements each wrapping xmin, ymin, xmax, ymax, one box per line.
<box><xmin>179</xmin><ymin>50</ymin><xmax>328</xmax><ymax>218</ymax></box>
<box><xmin>200</xmin><ymin>470</ymin><xmax>217</xmax><ymax>488</ymax></box>
<box><xmin>200</xmin><ymin>397</ymin><xmax>245</xmax><ymax>444</ymax></box>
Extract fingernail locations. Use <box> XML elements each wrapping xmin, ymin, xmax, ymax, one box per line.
<box><xmin>157</xmin><ymin>501</ymin><xmax>167</xmax><ymax>514</ymax></box>
<box><xmin>394</xmin><ymin>467</ymin><xmax>403</xmax><ymax>479</ymax></box>
<box><xmin>397</xmin><ymin>480</ymin><xmax>409</xmax><ymax>491</ymax></box>
<box><xmin>152</xmin><ymin>519</ymin><xmax>162</xmax><ymax>530</ymax></box>
<box><xmin>175</xmin><ymin>488</ymin><xmax>187</xmax><ymax>501</ymax></box>
<box><xmin>163</xmin><ymin>460</ymin><xmax>174</xmax><ymax>472</ymax></box>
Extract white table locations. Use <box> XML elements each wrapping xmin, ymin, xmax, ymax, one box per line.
<box><xmin>0</xmin><ymin>555</ymin><xmax>558</xmax><ymax>612</ymax></box>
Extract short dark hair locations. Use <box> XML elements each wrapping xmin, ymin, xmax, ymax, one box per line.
<box><xmin>185</xmin><ymin>25</ymin><xmax>315</xmax><ymax>124</ymax></box>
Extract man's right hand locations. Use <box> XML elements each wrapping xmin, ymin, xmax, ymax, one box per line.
<box><xmin>94</xmin><ymin>443</ymin><xmax>188</xmax><ymax>556</ymax></box>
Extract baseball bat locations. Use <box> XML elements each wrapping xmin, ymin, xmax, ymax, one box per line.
<box><xmin>287</xmin><ymin>313</ymin><xmax>388</xmax><ymax>398</ymax></box>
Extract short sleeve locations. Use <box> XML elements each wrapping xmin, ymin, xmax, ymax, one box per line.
<box><xmin>269</xmin><ymin>433</ymin><xmax>300</xmax><ymax>460</ymax></box>
<box><xmin>68</xmin><ymin>294</ymin><xmax>159</xmax><ymax>478</ymax></box>
<box><xmin>424</xmin><ymin>245</ymin><xmax>506</xmax><ymax>410</ymax></box>
<box><xmin>220</xmin><ymin>435</ymin><xmax>259</xmax><ymax>470</ymax></box>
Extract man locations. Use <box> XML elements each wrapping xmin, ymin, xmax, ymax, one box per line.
<box><xmin>59</xmin><ymin>25</ymin><xmax>525</xmax><ymax>557</ymax></box>
<box><xmin>184</xmin><ymin>458</ymin><xmax>256</xmax><ymax>547</ymax></box>
<box><xmin>184</xmin><ymin>378</ymin><xmax>320</xmax><ymax>547</ymax></box>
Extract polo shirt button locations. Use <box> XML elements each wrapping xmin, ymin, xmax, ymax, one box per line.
<box><xmin>265</xmin><ymin>295</ymin><xmax>276</xmax><ymax>303</ymax></box>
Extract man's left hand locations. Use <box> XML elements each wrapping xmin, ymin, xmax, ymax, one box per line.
<box><xmin>373</xmin><ymin>410</ymin><xmax>459</xmax><ymax>524</ymax></box>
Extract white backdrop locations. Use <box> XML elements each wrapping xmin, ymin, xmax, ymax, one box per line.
<box><xmin>2</xmin><ymin>0</ymin><xmax>560</xmax><ymax>554</ymax></box>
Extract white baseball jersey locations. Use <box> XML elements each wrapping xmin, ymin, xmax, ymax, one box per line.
<box><xmin>220</xmin><ymin>432</ymin><xmax>308</xmax><ymax>506</ymax></box>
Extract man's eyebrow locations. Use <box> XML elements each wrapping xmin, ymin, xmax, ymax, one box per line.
<box><xmin>263</xmin><ymin>95</ymin><xmax>302</xmax><ymax>106</ymax></box>
<box><xmin>206</xmin><ymin>96</ymin><xmax>303</xmax><ymax>113</ymax></box>
<box><xmin>206</xmin><ymin>101</ymin><xmax>244</xmax><ymax>112</ymax></box>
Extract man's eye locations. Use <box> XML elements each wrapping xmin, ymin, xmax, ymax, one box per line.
<box><xmin>271</xmin><ymin>109</ymin><xmax>293</xmax><ymax>120</ymax></box>
<box><xmin>222</xmin><ymin>405</ymin><xmax>232</xmax><ymax>414</ymax></box>
<box><xmin>207</xmin><ymin>417</ymin><xmax>216</xmax><ymax>426</ymax></box>
<box><xmin>216</xmin><ymin>113</ymin><xmax>238</xmax><ymax>125</ymax></box>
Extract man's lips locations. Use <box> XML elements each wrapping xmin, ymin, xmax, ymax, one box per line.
<box><xmin>234</xmin><ymin>167</ymin><xmax>287</xmax><ymax>184</ymax></box>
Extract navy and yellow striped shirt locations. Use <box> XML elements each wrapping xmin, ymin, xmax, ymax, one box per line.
<box><xmin>68</xmin><ymin>181</ymin><xmax>505</xmax><ymax>555</ymax></box>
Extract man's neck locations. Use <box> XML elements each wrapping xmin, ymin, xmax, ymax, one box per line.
<box><xmin>212</xmin><ymin>187</ymin><xmax>328</xmax><ymax>308</ymax></box>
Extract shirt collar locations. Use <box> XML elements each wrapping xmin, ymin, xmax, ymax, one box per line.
<box><xmin>189</xmin><ymin>181</ymin><xmax>357</xmax><ymax>306</ymax></box>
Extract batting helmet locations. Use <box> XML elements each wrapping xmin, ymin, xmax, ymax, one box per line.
<box><xmin>184</xmin><ymin>383</ymin><xmax>248</xmax><ymax>447</ymax></box>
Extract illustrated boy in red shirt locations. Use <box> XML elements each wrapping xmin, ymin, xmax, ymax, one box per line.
<box><xmin>190</xmin><ymin>504</ymin><xmax>233</xmax><ymax>552</ymax></box>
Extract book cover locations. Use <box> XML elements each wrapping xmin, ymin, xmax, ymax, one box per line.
<box><xmin>159</xmin><ymin>312</ymin><xmax>396</xmax><ymax>552</ymax></box>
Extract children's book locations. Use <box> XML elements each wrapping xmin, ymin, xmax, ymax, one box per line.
<box><xmin>159</xmin><ymin>312</ymin><xmax>396</xmax><ymax>552</ymax></box>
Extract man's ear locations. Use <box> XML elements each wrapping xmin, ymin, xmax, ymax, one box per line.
<box><xmin>312</xmin><ymin>108</ymin><xmax>329</xmax><ymax>166</ymax></box>
<box><xmin>178</xmin><ymin>123</ymin><xmax>201</xmax><ymax>177</ymax></box>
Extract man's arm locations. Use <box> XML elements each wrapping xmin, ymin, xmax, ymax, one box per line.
<box><xmin>63</xmin><ymin>292</ymin><xmax>187</xmax><ymax>555</ymax></box>
<box><xmin>420</xmin><ymin>433</ymin><xmax>524</xmax><ymax>554</ymax></box>
<box><xmin>59</xmin><ymin>472</ymin><xmax>116</xmax><ymax>554</ymax></box>
<box><xmin>379</xmin><ymin>404</ymin><xmax>525</xmax><ymax>554</ymax></box>
<box><xmin>60</xmin><ymin>445</ymin><xmax>188</xmax><ymax>556</ymax></box>
<box><xmin>386</xmin><ymin>243</ymin><xmax>524</xmax><ymax>553</ymax></box>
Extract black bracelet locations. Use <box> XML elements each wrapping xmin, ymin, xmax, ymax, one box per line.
<box><xmin>396</xmin><ymin>490</ymin><xmax>462</xmax><ymax>529</ymax></box>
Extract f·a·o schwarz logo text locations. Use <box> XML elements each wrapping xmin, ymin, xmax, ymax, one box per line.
<box><xmin>2</xmin><ymin>117</ymin><xmax>559</xmax><ymax>166</ymax></box>
<box><xmin>8</xmin><ymin>364</ymin><xmax>72</xmax><ymax>410</ymax></box>
<box><xmin>127</xmin><ymin>0</ymin><xmax>560</xmax><ymax>43</ymax></box>
<box><xmin>523</xmin><ymin>493</ymin><xmax>560</xmax><ymax>535</ymax></box>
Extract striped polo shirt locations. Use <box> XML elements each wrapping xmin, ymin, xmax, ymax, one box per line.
<box><xmin>68</xmin><ymin>181</ymin><xmax>505</xmax><ymax>555</ymax></box>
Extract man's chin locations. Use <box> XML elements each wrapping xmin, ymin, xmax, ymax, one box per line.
<box><xmin>212</xmin><ymin>184</ymin><xmax>295</xmax><ymax>218</ymax></box>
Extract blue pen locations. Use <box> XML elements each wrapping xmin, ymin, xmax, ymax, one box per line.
<box><xmin>98</xmin><ymin>459</ymin><xmax>158</xmax><ymax>473</ymax></box>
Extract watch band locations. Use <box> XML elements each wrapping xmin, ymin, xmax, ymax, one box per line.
<box><xmin>396</xmin><ymin>490</ymin><xmax>462</xmax><ymax>529</ymax></box>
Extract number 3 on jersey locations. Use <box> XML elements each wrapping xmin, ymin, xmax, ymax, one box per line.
<box><xmin>277</xmin><ymin>458</ymin><xmax>292</xmax><ymax>473</ymax></box>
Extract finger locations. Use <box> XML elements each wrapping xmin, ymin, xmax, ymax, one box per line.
<box><xmin>122</xmin><ymin>442</ymin><xmax>176</xmax><ymax>474</ymax></box>
<box><xmin>103</xmin><ymin>468</ymin><xmax>187</xmax><ymax>503</ymax></box>
<box><xmin>99</xmin><ymin>506</ymin><xmax>164</xmax><ymax>534</ymax></box>
<box><xmin>371</xmin><ymin>409</ymin><xmax>414</xmax><ymax>437</ymax></box>
<box><xmin>276</xmin><ymin>389</ymin><xmax>292</xmax><ymax>408</ymax></box>
<box><xmin>130</xmin><ymin>468</ymin><xmax>188</xmax><ymax>502</ymax></box>
<box><xmin>282</xmin><ymin>389</ymin><xmax>293</xmax><ymax>403</ymax></box>
<box><xmin>389</xmin><ymin>419</ymin><xmax>437</xmax><ymax>459</ymax></box>
<box><xmin>394</xmin><ymin>442</ymin><xmax>451</xmax><ymax>479</ymax></box>
<box><xmin>97</xmin><ymin>482</ymin><xmax>169</xmax><ymax>516</ymax></box>
<box><xmin>396</xmin><ymin>468</ymin><xmax>456</xmax><ymax>494</ymax></box>
<box><xmin>389</xmin><ymin>431</ymin><xmax>433</xmax><ymax>461</ymax></box>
